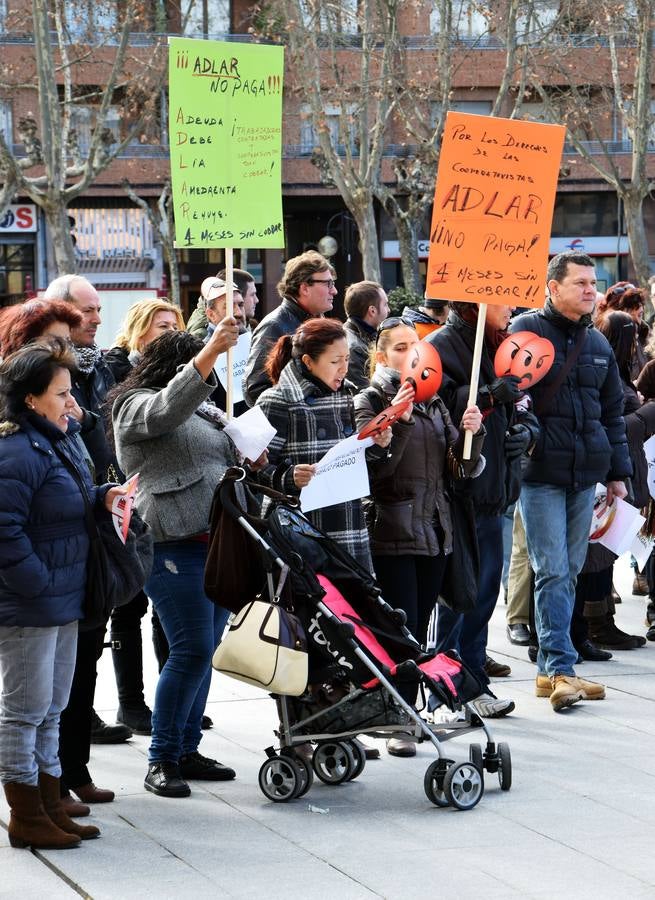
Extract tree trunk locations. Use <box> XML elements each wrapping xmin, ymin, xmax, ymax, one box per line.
<box><xmin>395</xmin><ymin>213</ymin><xmax>420</xmax><ymax>294</ymax></box>
<box><xmin>164</xmin><ymin>240</ymin><xmax>181</xmax><ymax>307</ymax></box>
<box><xmin>623</xmin><ymin>189</ymin><xmax>652</xmax><ymax>303</ymax></box>
<box><xmin>44</xmin><ymin>201</ymin><xmax>77</xmax><ymax>274</ymax></box>
<box><xmin>349</xmin><ymin>199</ymin><xmax>381</xmax><ymax>283</ymax></box>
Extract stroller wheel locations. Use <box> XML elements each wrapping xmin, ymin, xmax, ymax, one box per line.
<box><xmin>469</xmin><ymin>743</ymin><xmax>484</xmax><ymax>775</ymax></box>
<box><xmin>258</xmin><ymin>756</ymin><xmax>301</xmax><ymax>802</ymax></box>
<box><xmin>346</xmin><ymin>740</ymin><xmax>366</xmax><ymax>780</ymax></box>
<box><xmin>281</xmin><ymin>749</ymin><xmax>314</xmax><ymax>798</ymax></box>
<box><xmin>497</xmin><ymin>742</ymin><xmax>512</xmax><ymax>791</ymax></box>
<box><xmin>423</xmin><ymin>760</ymin><xmax>451</xmax><ymax>808</ymax></box>
<box><xmin>312</xmin><ymin>741</ymin><xmax>355</xmax><ymax>785</ymax></box>
<box><xmin>443</xmin><ymin>761</ymin><xmax>484</xmax><ymax>811</ymax></box>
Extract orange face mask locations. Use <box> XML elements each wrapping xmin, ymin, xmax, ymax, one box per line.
<box><xmin>400</xmin><ymin>342</ymin><xmax>443</xmax><ymax>402</ymax></box>
<box><xmin>494</xmin><ymin>332</ymin><xmax>555</xmax><ymax>390</ymax></box>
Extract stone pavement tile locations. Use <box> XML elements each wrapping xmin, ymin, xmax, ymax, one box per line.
<box><xmin>468</xmin><ymin>839</ymin><xmax>653</xmax><ymax>900</ymax></box>
<box><xmin>0</xmin><ymin>846</ymin><xmax>80</xmax><ymax>898</ymax></box>
<box><xmin>560</xmin><ymin>833</ymin><xmax>655</xmax><ymax>889</ymax></box>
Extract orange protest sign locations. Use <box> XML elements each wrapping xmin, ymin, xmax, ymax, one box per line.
<box><xmin>426</xmin><ymin>112</ymin><xmax>566</xmax><ymax>308</ymax></box>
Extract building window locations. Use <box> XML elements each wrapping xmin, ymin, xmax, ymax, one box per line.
<box><xmin>64</xmin><ymin>1</ymin><xmax>119</xmax><ymax>40</ymax></box>
<box><xmin>0</xmin><ymin>100</ymin><xmax>12</xmax><ymax>146</ymax></box>
<box><xmin>70</xmin><ymin>105</ymin><xmax>121</xmax><ymax>155</ymax></box>
<box><xmin>182</xmin><ymin>0</ymin><xmax>231</xmax><ymax>37</ymax></box>
<box><xmin>430</xmin><ymin>1</ymin><xmax>489</xmax><ymax>40</ymax></box>
<box><xmin>621</xmin><ymin>100</ymin><xmax>655</xmax><ymax>146</ymax></box>
<box><xmin>300</xmin><ymin>104</ymin><xmax>357</xmax><ymax>154</ymax></box>
<box><xmin>301</xmin><ymin>0</ymin><xmax>358</xmax><ymax>34</ymax></box>
<box><xmin>430</xmin><ymin>99</ymin><xmax>492</xmax><ymax>128</ymax></box>
<box><xmin>0</xmin><ymin>0</ymin><xmax>7</xmax><ymax>31</ymax></box>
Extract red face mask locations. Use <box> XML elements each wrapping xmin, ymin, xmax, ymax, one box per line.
<box><xmin>494</xmin><ymin>332</ymin><xmax>555</xmax><ymax>390</ymax></box>
<box><xmin>400</xmin><ymin>341</ymin><xmax>443</xmax><ymax>402</ymax></box>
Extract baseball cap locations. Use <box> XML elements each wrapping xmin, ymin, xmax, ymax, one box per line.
<box><xmin>423</xmin><ymin>298</ymin><xmax>448</xmax><ymax>310</ymax></box>
<box><xmin>200</xmin><ymin>277</ymin><xmax>240</xmax><ymax>302</ymax></box>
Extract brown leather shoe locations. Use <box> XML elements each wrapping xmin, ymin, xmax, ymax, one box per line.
<box><xmin>60</xmin><ymin>793</ymin><xmax>90</xmax><ymax>817</ymax></box>
<box><xmin>386</xmin><ymin>737</ymin><xmax>416</xmax><ymax>757</ymax></box>
<box><xmin>536</xmin><ymin>674</ymin><xmax>606</xmax><ymax>702</ymax></box>
<box><xmin>73</xmin><ymin>782</ymin><xmax>115</xmax><ymax>803</ymax></box>
<box><xmin>38</xmin><ymin>773</ymin><xmax>100</xmax><ymax>840</ymax></box>
<box><xmin>484</xmin><ymin>655</ymin><xmax>511</xmax><ymax>677</ymax></box>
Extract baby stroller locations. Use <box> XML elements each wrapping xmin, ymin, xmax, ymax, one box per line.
<box><xmin>207</xmin><ymin>468</ymin><xmax>513</xmax><ymax>811</ymax></box>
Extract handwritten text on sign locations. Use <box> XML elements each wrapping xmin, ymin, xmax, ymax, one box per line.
<box><xmin>426</xmin><ymin>112</ymin><xmax>565</xmax><ymax>308</ymax></box>
<box><xmin>168</xmin><ymin>38</ymin><xmax>284</xmax><ymax>249</ymax></box>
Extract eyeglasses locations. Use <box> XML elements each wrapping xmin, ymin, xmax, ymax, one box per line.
<box><xmin>306</xmin><ymin>278</ymin><xmax>336</xmax><ymax>288</ymax></box>
<box><xmin>375</xmin><ymin>315</ymin><xmax>416</xmax><ymax>345</ymax></box>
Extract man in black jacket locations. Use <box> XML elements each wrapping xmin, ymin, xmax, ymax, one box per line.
<box><xmin>428</xmin><ymin>303</ymin><xmax>539</xmax><ymax>718</ymax></box>
<box><xmin>343</xmin><ymin>280</ymin><xmax>389</xmax><ymax>389</ymax></box>
<box><xmin>242</xmin><ymin>250</ymin><xmax>337</xmax><ymax>406</ymax></box>
<box><xmin>512</xmin><ymin>251</ymin><xmax>631</xmax><ymax>712</ymax></box>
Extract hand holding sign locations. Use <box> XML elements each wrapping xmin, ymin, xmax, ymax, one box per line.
<box><xmin>494</xmin><ymin>332</ymin><xmax>555</xmax><ymax>390</ymax></box>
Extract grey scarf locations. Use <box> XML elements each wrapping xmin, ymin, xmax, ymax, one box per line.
<box><xmin>74</xmin><ymin>344</ymin><xmax>102</xmax><ymax>375</ymax></box>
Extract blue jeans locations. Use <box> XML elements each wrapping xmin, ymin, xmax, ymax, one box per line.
<box><xmin>146</xmin><ymin>541</ymin><xmax>229</xmax><ymax>764</ymax></box>
<box><xmin>0</xmin><ymin>622</ymin><xmax>78</xmax><ymax>785</ymax></box>
<box><xmin>519</xmin><ymin>484</ymin><xmax>596</xmax><ymax>677</ymax></box>
<box><xmin>436</xmin><ymin>514</ymin><xmax>504</xmax><ymax>689</ymax></box>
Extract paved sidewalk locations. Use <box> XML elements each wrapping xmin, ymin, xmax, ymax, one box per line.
<box><xmin>2</xmin><ymin>559</ymin><xmax>655</xmax><ymax>899</ymax></box>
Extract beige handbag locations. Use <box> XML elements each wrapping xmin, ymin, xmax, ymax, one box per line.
<box><xmin>212</xmin><ymin>600</ymin><xmax>308</xmax><ymax>696</ymax></box>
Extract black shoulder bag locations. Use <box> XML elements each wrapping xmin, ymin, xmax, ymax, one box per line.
<box><xmin>54</xmin><ymin>446</ymin><xmax>154</xmax><ymax>628</ymax></box>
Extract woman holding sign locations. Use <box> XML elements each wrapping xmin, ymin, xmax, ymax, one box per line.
<box><xmin>109</xmin><ymin>320</ymin><xmax>241</xmax><ymax>800</ymax></box>
<box><xmin>256</xmin><ymin>318</ymin><xmax>391</xmax><ymax>569</ymax></box>
<box><xmin>354</xmin><ymin>317</ymin><xmax>484</xmax><ymax>756</ymax></box>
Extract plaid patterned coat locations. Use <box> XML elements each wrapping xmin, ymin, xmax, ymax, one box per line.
<box><xmin>256</xmin><ymin>359</ymin><xmax>373</xmax><ymax>571</ymax></box>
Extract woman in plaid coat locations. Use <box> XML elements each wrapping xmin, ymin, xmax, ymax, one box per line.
<box><xmin>256</xmin><ymin>319</ymin><xmax>390</xmax><ymax>571</ymax></box>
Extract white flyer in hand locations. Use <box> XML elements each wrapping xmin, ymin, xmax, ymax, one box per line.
<box><xmin>631</xmin><ymin>531</ymin><xmax>654</xmax><ymax>572</ymax></box>
<box><xmin>214</xmin><ymin>331</ymin><xmax>251</xmax><ymax>404</ymax></box>
<box><xmin>300</xmin><ymin>434</ymin><xmax>374</xmax><ymax>513</ymax></box>
<box><xmin>111</xmin><ymin>473</ymin><xmax>139</xmax><ymax>544</ymax></box>
<box><xmin>223</xmin><ymin>406</ymin><xmax>276</xmax><ymax>463</ymax></box>
<box><xmin>589</xmin><ymin>483</ymin><xmax>646</xmax><ymax>557</ymax></box>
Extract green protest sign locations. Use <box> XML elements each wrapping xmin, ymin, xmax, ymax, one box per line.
<box><xmin>168</xmin><ymin>37</ymin><xmax>284</xmax><ymax>248</ymax></box>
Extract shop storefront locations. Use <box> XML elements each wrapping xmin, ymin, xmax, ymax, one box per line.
<box><xmin>0</xmin><ymin>203</ymin><xmax>38</xmax><ymax>307</ymax></box>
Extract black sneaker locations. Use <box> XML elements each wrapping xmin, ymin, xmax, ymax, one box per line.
<box><xmin>90</xmin><ymin>711</ymin><xmax>132</xmax><ymax>744</ymax></box>
<box><xmin>179</xmin><ymin>751</ymin><xmax>236</xmax><ymax>781</ymax></box>
<box><xmin>201</xmin><ymin>715</ymin><xmax>213</xmax><ymax>730</ymax></box>
<box><xmin>144</xmin><ymin>762</ymin><xmax>191</xmax><ymax>798</ymax></box>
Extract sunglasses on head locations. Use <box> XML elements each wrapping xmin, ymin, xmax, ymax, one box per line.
<box><xmin>610</xmin><ymin>283</ymin><xmax>637</xmax><ymax>298</ymax></box>
<box><xmin>376</xmin><ymin>315</ymin><xmax>416</xmax><ymax>345</ymax></box>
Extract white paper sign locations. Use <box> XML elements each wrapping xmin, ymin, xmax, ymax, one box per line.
<box><xmin>645</xmin><ymin>434</ymin><xmax>655</xmax><ymax>500</ymax></box>
<box><xmin>589</xmin><ymin>483</ymin><xmax>646</xmax><ymax>557</ymax></box>
<box><xmin>214</xmin><ymin>331</ymin><xmax>251</xmax><ymax>405</ymax></box>
<box><xmin>223</xmin><ymin>406</ymin><xmax>276</xmax><ymax>463</ymax></box>
<box><xmin>631</xmin><ymin>531</ymin><xmax>654</xmax><ymax>572</ymax></box>
<box><xmin>300</xmin><ymin>434</ymin><xmax>373</xmax><ymax>513</ymax></box>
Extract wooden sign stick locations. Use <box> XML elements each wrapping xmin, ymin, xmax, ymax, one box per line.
<box><xmin>463</xmin><ymin>302</ymin><xmax>487</xmax><ymax>460</ymax></box>
<box><xmin>224</xmin><ymin>247</ymin><xmax>234</xmax><ymax>420</ymax></box>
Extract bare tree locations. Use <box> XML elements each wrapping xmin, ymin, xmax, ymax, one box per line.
<box><xmin>254</xmin><ymin>0</ymin><xmax>401</xmax><ymax>282</ymax></box>
<box><xmin>0</xmin><ymin>0</ymin><xmax>166</xmax><ymax>274</ymax></box>
<box><xmin>526</xmin><ymin>0</ymin><xmax>655</xmax><ymax>287</ymax></box>
<box><xmin>123</xmin><ymin>179</ymin><xmax>180</xmax><ymax>307</ymax></box>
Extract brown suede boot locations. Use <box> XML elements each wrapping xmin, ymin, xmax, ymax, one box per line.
<box><xmin>3</xmin><ymin>782</ymin><xmax>81</xmax><ymax>849</ymax></box>
<box><xmin>38</xmin><ymin>773</ymin><xmax>100</xmax><ymax>840</ymax></box>
<box><xmin>536</xmin><ymin>674</ymin><xmax>606</xmax><ymax>702</ymax></box>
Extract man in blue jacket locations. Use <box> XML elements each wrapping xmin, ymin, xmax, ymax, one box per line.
<box><xmin>512</xmin><ymin>251</ymin><xmax>632</xmax><ymax>712</ymax></box>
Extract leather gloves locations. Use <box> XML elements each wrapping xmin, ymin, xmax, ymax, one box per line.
<box><xmin>478</xmin><ymin>375</ymin><xmax>522</xmax><ymax>409</ymax></box>
<box><xmin>505</xmin><ymin>424</ymin><xmax>532</xmax><ymax>459</ymax></box>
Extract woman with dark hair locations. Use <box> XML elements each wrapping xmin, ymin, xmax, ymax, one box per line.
<box><xmin>255</xmin><ymin>318</ymin><xmax>391</xmax><ymax>569</ymax></box>
<box><xmin>0</xmin><ymin>339</ymin><xmax>122</xmax><ymax>849</ymax></box>
<box><xmin>354</xmin><ymin>318</ymin><xmax>484</xmax><ymax>755</ymax></box>
<box><xmin>109</xmin><ymin>317</ymin><xmax>241</xmax><ymax>799</ymax></box>
<box><xmin>596</xmin><ymin>283</ymin><xmax>650</xmax><ymax>378</ymax></box>
<box><xmin>579</xmin><ymin>311</ymin><xmax>655</xmax><ymax>649</ymax></box>
<box><xmin>0</xmin><ymin>299</ymin><xmax>82</xmax><ymax>359</ymax></box>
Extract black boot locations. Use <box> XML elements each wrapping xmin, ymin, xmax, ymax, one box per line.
<box><xmin>585</xmin><ymin>595</ymin><xmax>640</xmax><ymax>650</ymax></box>
<box><xmin>111</xmin><ymin>631</ymin><xmax>152</xmax><ymax>735</ymax></box>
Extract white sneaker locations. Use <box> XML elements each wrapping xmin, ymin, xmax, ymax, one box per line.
<box><xmin>469</xmin><ymin>692</ymin><xmax>515</xmax><ymax>718</ymax></box>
